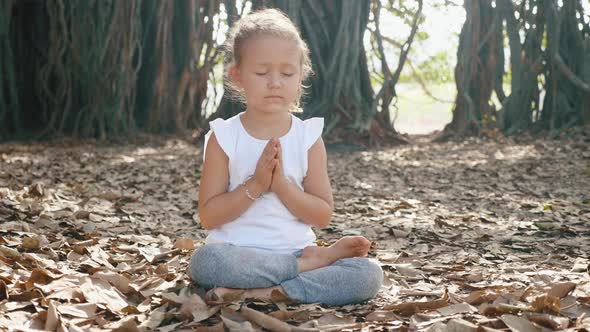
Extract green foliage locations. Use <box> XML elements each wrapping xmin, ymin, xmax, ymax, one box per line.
<box><xmin>415</xmin><ymin>31</ymin><xmax>430</xmax><ymax>41</ymax></box>
<box><xmin>400</xmin><ymin>51</ymin><xmax>454</xmax><ymax>84</ymax></box>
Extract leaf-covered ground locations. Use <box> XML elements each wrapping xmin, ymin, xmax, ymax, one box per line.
<box><xmin>1</xmin><ymin>130</ymin><xmax>589</xmax><ymax>331</ymax></box>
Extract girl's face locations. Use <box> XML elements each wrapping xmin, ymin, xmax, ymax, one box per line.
<box><xmin>231</xmin><ymin>35</ymin><xmax>303</xmax><ymax>114</ymax></box>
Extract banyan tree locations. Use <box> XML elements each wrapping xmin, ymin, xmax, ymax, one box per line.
<box><xmin>211</xmin><ymin>0</ymin><xmax>422</xmax><ymax>144</ymax></box>
<box><xmin>0</xmin><ymin>0</ymin><xmax>422</xmax><ymax>144</ymax></box>
<box><xmin>0</xmin><ymin>0</ymin><xmax>588</xmax><ymax>143</ymax></box>
<box><xmin>441</xmin><ymin>0</ymin><xmax>590</xmax><ymax>139</ymax></box>
<box><xmin>1</xmin><ymin>0</ymin><xmax>220</xmax><ymax>140</ymax></box>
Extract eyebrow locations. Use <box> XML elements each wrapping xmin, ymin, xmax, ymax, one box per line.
<box><xmin>254</xmin><ymin>63</ymin><xmax>297</xmax><ymax>67</ymax></box>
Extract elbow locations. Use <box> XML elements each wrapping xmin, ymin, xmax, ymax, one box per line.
<box><xmin>314</xmin><ymin>207</ymin><xmax>333</xmax><ymax>229</ymax></box>
<box><xmin>197</xmin><ymin>206</ymin><xmax>215</xmax><ymax>230</ymax></box>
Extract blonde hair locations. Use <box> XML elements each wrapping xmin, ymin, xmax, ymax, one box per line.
<box><xmin>224</xmin><ymin>8</ymin><xmax>313</xmax><ymax>112</ymax></box>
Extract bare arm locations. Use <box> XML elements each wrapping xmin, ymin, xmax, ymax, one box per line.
<box><xmin>198</xmin><ymin>133</ymin><xmax>275</xmax><ymax>230</ymax></box>
<box><xmin>272</xmin><ymin>137</ymin><xmax>334</xmax><ymax>229</ymax></box>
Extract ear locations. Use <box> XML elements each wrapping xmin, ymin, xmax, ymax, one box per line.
<box><xmin>228</xmin><ymin>65</ymin><xmax>242</xmax><ymax>88</ymax></box>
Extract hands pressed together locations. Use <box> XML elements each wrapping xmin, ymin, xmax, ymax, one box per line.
<box><xmin>249</xmin><ymin>138</ymin><xmax>288</xmax><ymax>198</ymax></box>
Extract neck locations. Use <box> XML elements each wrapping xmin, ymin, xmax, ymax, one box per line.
<box><xmin>242</xmin><ymin>109</ymin><xmax>290</xmax><ymax>128</ymax></box>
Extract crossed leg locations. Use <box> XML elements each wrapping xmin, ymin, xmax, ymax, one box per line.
<box><xmin>201</xmin><ymin>236</ymin><xmax>372</xmax><ymax>304</ymax></box>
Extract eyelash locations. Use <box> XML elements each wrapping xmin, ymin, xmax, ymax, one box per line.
<box><xmin>255</xmin><ymin>73</ymin><xmax>294</xmax><ymax>77</ymax></box>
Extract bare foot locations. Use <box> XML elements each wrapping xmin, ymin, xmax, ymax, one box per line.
<box><xmin>330</xmin><ymin>235</ymin><xmax>371</xmax><ymax>257</ymax></box>
<box><xmin>297</xmin><ymin>236</ymin><xmax>371</xmax><ymax>273</ymax></box>
<box><xmin>204</xmin><ymin>286</ymin><xmax>288</xmax><ymax>305</ymax></box>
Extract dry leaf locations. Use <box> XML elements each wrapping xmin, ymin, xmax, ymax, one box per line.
<box><xmin>30</xmin><ymin>182</ymin><xmax>44</xmax><ymax>197</ymax></box>
<box><xmin>195</xmin><ymin>322</ymin><xmax>226</xmax><ymax>332</ymax></box>
<box><xmin>79</xmin><ymin>276</ymin><xmax>128</xmax><ymax>313</ymax></box>
<box><xmin>298</xmin><ymin>312</ymin><xmax>361</xmax><ymax>331</ymax></box>
<box><xmin>384</xmin><ymin>290</ymin><xmax>449</xmax><ymax>315</ymax></box>
<box><xmin>44</xmin><ymin>300</ymin><xmax>60</xmax><ymax>331</ymax></box>
<box><xmin>179</xmin><ymin>294</ymin><xmax>219</xmax><ymax>322</ymax></box>
<box><xmin>110</xmin><ymin>316</ymin><xmax>141</xmax><ymax>332</ymax></box>
<box><xmin>437</xmin><ymin>303</ymin><xmax>477</xmax><ymax>316</ymax></box>
<box><xmin>92</xmin><ymin>271</ymin><xmax>132</xmax><ymax>294</ymax></box>
<box><xmin>547</xmin><ymin>282</ymin><xmax>576</xmax><ymax>298</ymax></box>
<box><xmin>98</xmin><ymin>191</ymin><xmax>120</xmax><ymax>201</ymax></box>
<box><xmin>25</xmin><ymin>268</ymin><xmax>59</xmax><ymax>289</ymax></box>
<box><xmin>9</xmin><ymin>289</ymin><xmax>44</xmax><ymax>302</ymax></box>
<box><xmin>463</xmin><ymin>290</ymin><xmax>499</xmax><ymax>305</ymax></box>
<box><xmin>527</xmin><ymin>313</ymin><xmax>569</xmax><ymax>329</ymax></box>
<box><xmin>173</xmin><ymin>237</ymin><xmax>195</xmax><ymax>250</ymax></box>
<box><xmin>365</xmin><ymin>310</ymin><xmax>402</xmax><ymax>322</ymax></box>
<box><xmin>0</xmin><ymin>280</ymin><xmax>7</xmax><ymax>301</ymax></box>
<box><xmin>240</xmin><ymin>306</ymin><xmax>295</xmax><ymax>331</ymax></box>
<box><xmin>74</xmin><ymin>210</ymin><xmax>91</xmax><ymax>219</ymax></box>
<box><xmin>138</xmin><ymin>304</ymin><xmax>167</xmax><ymax>330</ymax></box>
<box><xmin>500</xmin><ymin>314</ymin><xmax>541</xmax><ymax>332</ymax></box>
<box><xmin>56</xmin><ymin>303</ymin><xmax>97</xmax><ymax>319</ymax></box>
<box><xmin>220</xmin><ymin>317</ymin><xmax>256</xmax><ymax>332</ymax></box>
<box><xmin>445</xmin><ymin>318</ymin><xmax>478</xmax><ymax>332</ymax></box>
<box><xmin>531</xmin><ymin>294</ymin><xmax>560</xmax><ymax>314</ymax></box>
<box><xmin>396</xmin><ymin>265</ymin><xmax>423</xmax><ymax>277</ymax></box>
<box><xmin>270</xmin><ymin>288</ymin><xmax>294</xmax><ymax>303</ymax></box>
<box><xmin>0</xmin><ymin>245</ymin><xmax>20</xmax><ymax>258</ymax></box>
<box><xmin>21</xmin><ymin>235</ymin><xmax>41</xmax><ymax>250</ymax></box>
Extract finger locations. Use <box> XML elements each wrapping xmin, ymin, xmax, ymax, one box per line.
<box><xmin>265</xmin><ymin>138</ymin><xmax>276</xmax><ymax>150</ymax></box>
<box><xmin>263</xmin><ymin>139</ymin><xmax>274</xmax><ymax>154</ymax></box>
<box><xmin>262</xmin><ymin>148</ymin><xmax>275</xmax><ymax>162</ymax></box>
<box><xmin>265</xmin><ymin>155</ymin><xmax>274</xmax><ymax>168</ymax></box>
<box><xmin>267</xmin><ymin>158</ymin><xmax>278</xmax><ymax>170</ymax></box>
<box><xmin>266</xmin><ymin>148</ymin><xmax>279</xmax><ymax>164</ymax></box>
<box><xmin>276</xmin><ymin>144</ymin><xmax>283</xmax><ymax>163</ymax></box>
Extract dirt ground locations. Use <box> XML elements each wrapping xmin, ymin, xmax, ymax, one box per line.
<box><xmin>0</xmin><ymin>128</ymin><xmax>589</xmax><ymax>331</ymax></box>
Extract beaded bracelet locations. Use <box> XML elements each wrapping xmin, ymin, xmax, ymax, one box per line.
<box><xmin>244</xmin><ymin>186</ymin><xmax>257</xmax><ymax>201</ymax></box>
<box><xmin>242</xmin><ymin>175</ymin><xmax>259</xmax><ymax>201</ymax></box>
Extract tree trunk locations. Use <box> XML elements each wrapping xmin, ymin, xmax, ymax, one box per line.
<box><xmin>0</xmin><ymin>0</ymin><xmax>19</xmax><ymax>139</ymax></box>
<box><xmin>137</xmin><ymin>0</ymin><xmax>220</xmax><ymax>133</ymax></box>
<box><xmin>370</xmin><ymin>0</ymin><xmax>423</xmax><ymax>145</ymax></box>
<box><xmin>438</xmin><ymin>0</ymin><xmax>501</xmax><ymax>140</ymax></box>
<box><xmin>35</xmin><ymin>0</ymin><xmax>142</xmax><ymax>139</ymax></box>
<box><xmin>541</xmin><ymin>0</ymin><xmax>590</xmax><ymax>131</ymax></box>
<box><xmin>500</xmin><ymin>0</ymin><xmax>545</xmax><ymax>134</ymax></box>
<box><xmin>1</xmin><ymin>0</ymin><xmax>49</xmax><ymax>140</ymax></box>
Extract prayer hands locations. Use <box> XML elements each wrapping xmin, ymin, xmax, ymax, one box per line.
<box><xmin>270</xmin><ymin>140</ymin><xmax>288</xmax><ymax>193</ymax></box>
<box><xmin>250</xmin><ymin>138</ymin><xmax>288</xmax><ymax>196</ymax></box>
<box><xmin>251</xmin><ymin>138</ymin><xmax>279</xmax><ymax>193</ymax></box>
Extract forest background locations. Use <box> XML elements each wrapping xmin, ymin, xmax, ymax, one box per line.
<box><xmin>1</xmin><ymin>0</ymin><xmax>589</xmax><ymax>331</ymax></box>
<box><xmin>2</xmin><ymin>0</ymin><xmax>589</xmax><ymax>143</ymax></box>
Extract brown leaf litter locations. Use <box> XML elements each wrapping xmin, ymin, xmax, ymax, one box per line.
<box><xmin>0</xmin><ymin>130</ymin><xmax>589</xmax><ymax>331</ymax></box>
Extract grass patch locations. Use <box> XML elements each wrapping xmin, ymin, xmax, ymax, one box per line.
<box><xmin>392</xmin><ymin>83</ymin><xmax>455</xmax><ymax>135</ymax></box>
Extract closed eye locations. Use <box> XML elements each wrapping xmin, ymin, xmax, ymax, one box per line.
<box><xmin>255</xmin><ymin>72</ymin><xmax>267</xmax><ymax>76</ymax></box>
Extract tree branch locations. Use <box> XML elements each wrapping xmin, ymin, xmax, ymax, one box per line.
<box><xmin>553</xmin><ymin>54</ymin><xmax>590</xmax><ymax>94</ymax></box>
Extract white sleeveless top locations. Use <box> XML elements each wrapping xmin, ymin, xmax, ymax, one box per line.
<box><xmin>202</xmin><ymin>112</ymin><xmax>324</xmax><ymax>253</ymax></box>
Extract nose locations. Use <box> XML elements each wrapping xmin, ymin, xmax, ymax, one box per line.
<box><xmin>268</xmin><ymin>73</ymin><xmax>282</xmax><ymax>89</ymax></box>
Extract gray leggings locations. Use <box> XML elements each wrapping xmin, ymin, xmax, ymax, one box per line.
<box><xmin>189</xmin><ymin>243</ymin><xmax>383</xmax><ymax>306</ymax></box>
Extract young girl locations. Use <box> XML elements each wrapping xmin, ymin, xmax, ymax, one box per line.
<box><xmin>189</xmin><ymin>9</ymin><xmax>382</xmax><ymax>306</ymax></box>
